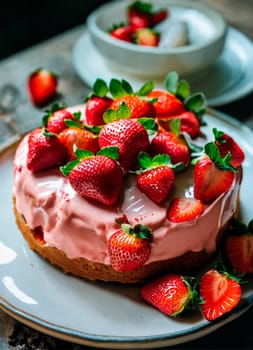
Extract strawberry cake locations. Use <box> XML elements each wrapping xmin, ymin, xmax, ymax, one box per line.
<box><xmin>13</xmin><ymin>75</ymin><xmax>245</xmax><ymax>283</ymax></box>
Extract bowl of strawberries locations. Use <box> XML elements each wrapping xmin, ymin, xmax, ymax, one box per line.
<box><xmin>86</xmin><ymin>0</ymin><xmax>227</xmax><ymax>78</ymax></box>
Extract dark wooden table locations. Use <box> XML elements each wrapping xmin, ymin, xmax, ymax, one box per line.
<box><xmin>0</xmin><ymin>1</ymin><xmax>253</xmax><ymax>349</ymax></box>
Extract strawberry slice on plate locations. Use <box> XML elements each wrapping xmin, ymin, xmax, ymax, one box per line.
<box><xmin>199</xmin><ymin>269</ymin><xmax>242</xmax><ymax>321</ymax></box>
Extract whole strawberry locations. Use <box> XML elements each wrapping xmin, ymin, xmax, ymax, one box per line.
<box><xmin>136</xmin><ymin>152</ymin><xmax>175</xmax><ymax>204</ymax></box>
<box><xmin>27</xmin><ymin>68</ymin><xmax>57</xmax><ymax>107</ymax></box>
<box><xmin>42</xmin><ymin>103</ymin><xmax>75</xmax><ymax>134</ymax></box>
<box><xmin>194</xmin><ymin>142</ymin><xmax>237</xmax><ymax>203</ymax></box>
<box><xmin>225</xmin><ymin>218</ymin><xmax>253</xmax><ymax>274</ymax></box>
<box><xmin>85</xmin><ymin>79</ymin><xmax>113</xmax><ymax>126</ymax></box>
<box><xmin>108</xmin><ymin>78</ymin><xmax>156</xmax><ymax>120</ymax></box>
<box><xmin>110</xmin><ymin>95</ymin><xmax>156</xmax><ymax>119</ymax></box>
<box><xmin>150</xmin><ymin>131</ymin><xmax>190</xmax><ymax>167</ymax></box>
<box><xmin>26</xmin><ymin>128</ymin><xmax>66</xmax><ymax>172</ymax></box>
<box><xmin>199</xmin><ymin>269</ymin><xmax>241</xmax><ymax>321</ymax></box>
<box><xmin>141</xmin><ymin>274</ymin><xmax>198</xmax><ymax>316</ymax></box>
<box><xmin>147</xmin><ymin>89</ymin><xmax>186</xmax><ymax>118</ymax></box>
<box><xmin>98</xmin><ymin>119</ymin><xmax>149</xmax><ymax>171</ymax></box>
<box><xmin>59</xmin><ymin>126</ymin><xmax>99</xmax><ymax>161</ymax></box>
<box><xmin>61</xmin><ymin>148</ymin><xmax>123</xmax><ymax>206</ymax></box>
<box><xmin>108</xmin><ymin>223</ymin><xmax>152</xmax><ymax>272</ymax></box>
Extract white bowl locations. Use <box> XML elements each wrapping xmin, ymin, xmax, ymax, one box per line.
<box><xmin>87</xmin><ymin>0</ymin><xmax>227</xmax><ymax>78</ymax></box>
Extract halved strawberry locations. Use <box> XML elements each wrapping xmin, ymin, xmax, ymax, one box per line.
<box><xmin>136</xmin><ymin>153</ymin><xmax>175</xmax><ymax>203</ymax></box>
<box><xmin>199</xmin><ymin>269</ymin><xmax>242</xmax><ymax>321</ymax></box>
<box><xmin>61</xmin><ymin>147</ymin><xmax>123</xmax><ymax>206</ymax></box>
<box><xmin>194</xmin><ymin>142</ymin><xmax>237</xmax><ymax>203</ymax></box>
<box><xmin>225</xmin><ymin>218</ymin><xmax>253</xmax><ymax>274</ymax></box>
<box><xmin>167</xmin><ymin>197</ymin><xmax>204</xmax><ymax>223</ymax></box>
<box><xmin>141</xmin><ymin>274</ymin><xmax>198</xmax><ymax>316</ymax></box>
<box><xmin>27</xmin><ymin>68</ymin><xmax>57</xmax><ymax>107</ymax></box>
<box><xmin>213</xmin><ymin>128</ymin><xmax>245</xmax><ymax>168</ymax></box>
<box><xmin>108</xmin><ymin>223</ymin><xmax>152</xmax><ymax>272</ymax></box>
<box><xmin>26</xmin><ymin>128</ymin><xmax>66</xmax><ymax>172</ymax></box>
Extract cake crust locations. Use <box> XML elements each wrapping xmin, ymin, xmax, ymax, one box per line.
<box><xmin>14</xmin><ymin>197</ymin><xmax>238</xmax><ymax>284</ymax></box>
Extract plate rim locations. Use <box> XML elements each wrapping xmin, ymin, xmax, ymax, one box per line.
<box><xmin>1</xmin><ymin>108</ymin><xmax>253</xmax><ymax>348</ymax></box>
<box><xmin>71</xmin><ymin>26</ymin><xmax>253</xmax><ymax>107</ymax></box>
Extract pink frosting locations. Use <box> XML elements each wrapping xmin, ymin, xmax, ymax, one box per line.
<box><xmin>13</xmin><ymin>106</ymin><xmax>242</xmax><ymax>266</ymax></box>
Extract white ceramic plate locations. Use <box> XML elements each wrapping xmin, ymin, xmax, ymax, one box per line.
<box><xmin>1</xmin><ymin>109</ymin><xmax>253</xmax><ymax>349</ymax></box>
<box><xmin>72</xmin><ymin>27</ymin><xmax>253</xmax><ymax>107</ymax></box>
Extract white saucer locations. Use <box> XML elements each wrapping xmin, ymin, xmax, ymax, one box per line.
<box><xmin>72</xmin><ymin>27</ymin><xmax>253</xmax><ymax>107</ymax></box>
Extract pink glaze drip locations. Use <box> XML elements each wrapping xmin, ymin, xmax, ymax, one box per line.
<box><xmin>13</xmin><ymin>106</ymin><xmax>242</xmax><ymax>266</ymax></box>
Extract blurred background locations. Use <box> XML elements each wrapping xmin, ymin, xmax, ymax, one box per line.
<box><xmin>0</xmin><ymin>0</ymin><xmax>107</xmax><ymax>60</ymax></box>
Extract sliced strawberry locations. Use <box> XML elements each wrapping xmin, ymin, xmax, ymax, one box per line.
<box><xmin>141</xmin><ymin>274</ymin><xmax>198</xmax><ymax>316</ymax></box>
<box><xmin>110</xmin><ymin>24</ymin><xmax>133</xmax><ymax>42</ymax></box>
<box><xmin>133</xmin><ymin>28</ymin><xmax>160</xmax><ymax>47</ymax></box>
<box><xmin>199</xmin><ymin>269</ymin><xmax>241</xmax><ymax>321</ymax></box>
<box><xmin>59</xmin><ymin>127</ymin><xmax>99</xmax><ymax>161</ymax></box>
<box><xmin>61</xmin><ymin>149</ymin><xmax>123</xmax><ymax>206</ymax></box>
<box><xmin>27</xmin><ymin>68</ymin><xmax>57</xmax><ymax>107</ymax></box>
<box><xmin>137</xmin><ymin>153</ymin><xmax>175</xmax><ymax>204</ymax></box>
<box><xmin>213</xmin><ymin>128</ymin><xmax>245</xmax><ymax>168</ymax></box>
<box><xmin>225</xmin><ymin>218</ymin><xmax>253</xmax><ymax>274</ymax></box>
<box><xmin>26</xmin><ymin>128</ymin><xmax>66</xmax><ymax>172</ymax></box>
<box><xmin>147</xmin><ymin>89</ymin><xmax>186</xmax><ymax>118</ymax></box>
<box><xmin>194</xmin><ymin>142</ymin><xmax>236</xmax><ymax>203</ymax></box>
<box><xmin>98</xmin><ymin>119</ymin><xmax>150</xmax><ymax>171</ymax></box>
<box><xmin>167</xmin><ymin>197</ymin><xmax>204</xmax><ymax>223</ymax></box>
<box><xmin>150</xmin><ymin>131</ymin><xmax>190</xmax><ymax>167</ymax></box>
<box><xmin>108</xmin><ymin>223</ymin><xmax>152</xmax><ymax>272</ymax></box>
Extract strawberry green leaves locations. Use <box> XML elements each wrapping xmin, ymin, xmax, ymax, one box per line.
<box><xmin>165</xmin><ymin>71</ymin><xmax>206</xmax><ymax>121</ymax></box>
